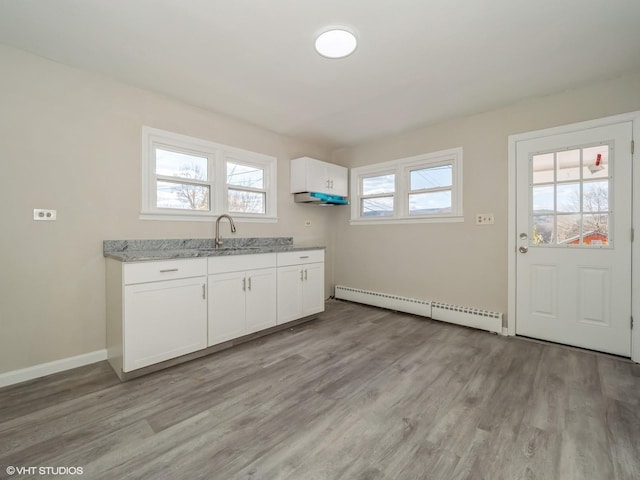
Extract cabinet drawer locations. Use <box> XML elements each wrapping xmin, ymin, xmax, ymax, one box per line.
<box><xmin>208</xmin><ymin>253</ymin><xmax>276</xmax><ymax>274</ymax></box>
<box><xmin>277</xmin><ymin>249</ymin><xmax>325</xmax><ymax>267</ymax></box>
<box><xmin>124</xmin><ymin>258</ymin><xmax>207</xmax><ymax>285</ymax></box>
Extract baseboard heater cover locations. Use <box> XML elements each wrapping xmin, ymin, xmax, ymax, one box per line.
<box><xmin>334</xmin><ymin>285</ymin><xmax>502</xmax><ymax>334</ymax></box>
<box><xmin>431</xmin><ymin>302</ymin><xmax>502</xmax><ymax>334</ymax></box>
<box><xmin>333</xmin><ymin>285</ymin><xmax>431</xmax><ymax>317</ymax></box>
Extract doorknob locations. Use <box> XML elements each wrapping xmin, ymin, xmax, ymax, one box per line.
<box><xmin>519</xmin><ymin>246</ymin><xmax>528</xmax><ymax>253</ymax></box>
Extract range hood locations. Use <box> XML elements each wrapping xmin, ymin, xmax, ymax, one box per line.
<box><xmin>293</xmin><ymin>192</ymin><xmax>349</xmax><ymax>205</ymax></box>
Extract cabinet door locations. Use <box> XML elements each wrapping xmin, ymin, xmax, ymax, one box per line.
<box><xmin>124</xmin><ymin>277</ymin><xmax>207</xmax><ymax>372</ymax></box>
<box><xmin>305</xmin><ymin>158</ymin><xmax>331</xmax><ymax>194</ymax></box>
<box><xmin>277</xmin><ymin>265</ymin><xmax>304</xmax><ymax>324</ymax></box>
<box><xmin>327</xmin><ymin>162</ymin><xmax>349</xmax><ymax>197</ymax></box>
<box><xmin>302</xmin><ymin>262</ymin><xmax>325</xmax><ymax>317</ymax></box>
<box><xmin>245</xmin><ymin>268</ymin><xmax>277</xmax><ymax>334</ymax></box>
<box><xmin>208</xmin><ymin>271</ymin><xmax>246</xmax><ymax>346</ymax></box>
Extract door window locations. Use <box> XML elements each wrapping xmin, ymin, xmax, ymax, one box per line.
<box><xmin>530</xmin><ymin>143</ymin><xmax>612</xmax><ymax>247</ymax></box>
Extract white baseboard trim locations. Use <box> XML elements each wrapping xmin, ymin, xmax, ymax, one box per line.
<box><xmin>0</xmin><ymin>349</ymin><xmax>108</xmax><ymax>388</ymax></box>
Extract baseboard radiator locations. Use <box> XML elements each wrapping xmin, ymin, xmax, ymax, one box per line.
<box><xmin>334</xmin><ymin>285</ymin><xmax>502</xmax><ymax>334</ymax></box>
<box><xmin>431</xmin><ymin>302</ymin><xmax>502</xmax><ymax>334</ymax></box>
<box><xmin>333</xmin><ymin>285</ymin><xmax>432</xmax><ymax>317</ymax></box>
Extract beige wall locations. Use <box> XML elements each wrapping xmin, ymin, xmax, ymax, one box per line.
<box><xmin>331</xmin><ymin>70</ymin><xmax>640</xmax><ymax>325</ymax></box>
<box><xmin>0</xmin><ymin>45</ymin><xmax>334</xmax><ymax>374</ymax></box>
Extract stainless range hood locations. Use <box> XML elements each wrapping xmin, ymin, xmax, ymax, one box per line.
<box><xmin>293</xmin><ymin>192</ymin><xmax>349</xmax><ymax>205</ymax></box>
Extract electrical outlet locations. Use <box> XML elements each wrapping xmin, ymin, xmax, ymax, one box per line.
<box><xmin>476</xmin><ymin>213</ymin><xmax>494</xmax><ymax>225</ymax></box>
<box><xmin>33</xmin><ymin>209</ymin><xmax>57</xmax><ymax>221</ymax></box>
<box><xmin>304</xmin><ymin>220</ymin><xmax>312</xmax><ymax>227</ymax></box>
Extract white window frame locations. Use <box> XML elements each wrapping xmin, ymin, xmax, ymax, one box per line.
<box><xmin>350</xmin><ymin>147</ymin><xmax>463</xmax><ymax>225</ymax></box>
<box><xmin>141</xmin><ymin>126</ymin><xmax>277</xmax><ymax>222</ymax></box>
<box><xmin>359</xmin><ymin>170</ymin><xmax>397</xmax><ymax>217</ymax></box>
<box><xmin>223</xmin><ymin>153</ymin><xmax>273</xmax><ymax>217</ymax></box>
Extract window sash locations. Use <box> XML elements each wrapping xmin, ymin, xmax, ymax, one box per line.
<box><xmin>359</xmin><ymin>171</ymin><xmax>396</xmax><ymax>217</ymax></box>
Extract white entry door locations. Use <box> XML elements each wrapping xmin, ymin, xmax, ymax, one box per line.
<box><xmin>515</xmin><ymin>122</ymin><xmax>633</xmax><ymax>356</ymax></box>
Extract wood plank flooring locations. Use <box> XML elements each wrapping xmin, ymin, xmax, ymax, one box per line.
<box><xmin>1</xmin><ymin>299</ymin><xmax>639</xmax><ymax>479</ymax></box>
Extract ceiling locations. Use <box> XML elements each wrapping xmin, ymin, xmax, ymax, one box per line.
<box><xmin>1</xmin><ymin>0</ymin><xmax>639</xmax><ymax>149</ymax></box>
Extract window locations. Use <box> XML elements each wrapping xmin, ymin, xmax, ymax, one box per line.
<box><xmin>142</xmin><ymin>127</ymin><xmax>277</xmax><ymax>221</ymax></box>
<box><xmin>530</xmin><ymin>143</ymin><xmax>611</xmax><ymax>247</ymax></box>
<box><xmin>350</xmin><ymin>147</ymin><xmax>463</xmax><ymax>224</ymax></box>
<box><xmin>408</xmin><ymin>164</ymin><xmax>453</xmax><ymax>215</ymax></box>
<box><xmin>155</xmin><ymin>147</ymin><xmax>212</xmax><ymax>211</ymax></box>
<box><xmin>361</xmin><ymin>173</ymin><xmax>395</xmax><ymax>217</ymax></box>
<box><xmin>226</xmin><ymin>160</ymin><xmax>266</xmax><ymax>214</ymax></box>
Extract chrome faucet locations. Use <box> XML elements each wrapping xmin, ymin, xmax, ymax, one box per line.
<box><xmin>215</xmin><ymin>214</ymin><xmax>236</xmax><ymax>248</ymax></box>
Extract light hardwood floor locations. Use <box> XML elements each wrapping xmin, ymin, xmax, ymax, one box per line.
<box><xmin>1</xmin><ymin>300</ymin><xmax>639</xmax><ymax>479</ymax></box>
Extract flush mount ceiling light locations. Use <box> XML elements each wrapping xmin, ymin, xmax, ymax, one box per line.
<box><xmin>315</xmin><ymin>28</ymin><xmax>357</xmax><ymax>59</ymax></box>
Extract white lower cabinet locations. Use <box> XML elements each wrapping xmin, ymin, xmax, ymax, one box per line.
<box><xmin>107</xmin><ymin>249</ymin><xmax>324</xmax><ymax>378</ymax></box>
<box><xmin>106</xmin><ymin>258</ymin><xmax>208</xmax><ymax>375</ymax></box>
<box><xmin>277</xmin><ymin>250</ymin><xmax>325</xmax><ymax>324</ymax></box>
<box><xmin>207</xmin><ymin>254</ymin><xmax>277</xmax><ymax>346</ymax></box>
<box><xmin>124</xmin><ymin>276</ymin><xmax>207</xmax><ymax>371</ymax></box>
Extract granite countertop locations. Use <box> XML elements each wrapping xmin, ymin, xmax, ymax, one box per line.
<box><xmin>103</xmin><ymin>237</ymin><xmax>325</xmax><ymax>262</ymax></box>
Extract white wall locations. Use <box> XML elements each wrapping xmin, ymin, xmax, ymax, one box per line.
<box><xmin>331</xmin><ymin>69</ymin><xmax>640</xmax><ymax>325</ymax></box>
<box><xmin>0</xmin><ymin>45</ymin><xmax>334</xmax><ymax>374</ymax></box>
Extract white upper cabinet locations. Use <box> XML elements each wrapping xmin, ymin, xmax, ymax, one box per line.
<box><xmin>290</xmin><ymin>157</ymin><xmax>348</xmax><ymax>197</ymax></box>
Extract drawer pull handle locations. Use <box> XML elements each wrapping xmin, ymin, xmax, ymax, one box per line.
<box><xmin>300</xmin><ymin>256</ymin><xmax>310</xmax><ymax>259</ymax></box>
<box><xmin>159</xmin><ymin>268</ymin><xmax>179</xmax><ymax>273</ymax></box>
<box><xmin>304</xmin><ymin>269</ymin><xmax>308</xmax><ymax>280</ymax></box>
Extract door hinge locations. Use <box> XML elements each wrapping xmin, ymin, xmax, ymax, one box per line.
<box><xmin>632</xmin><ymin>316</ymin><xmax>634</xmax><ymax>330</ymax></box>
<box><xmin>632</xmin><ymin>139</ymin><xmax>635</xmax><ymax>155</ymax></box>
<box><xmin>632</xmin><ymin>228</ymin><xmax>635</xmax><ymax>242</ymax></box>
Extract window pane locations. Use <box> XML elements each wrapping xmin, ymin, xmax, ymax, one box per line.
<box><xmin>410</xmin><ymin>165</ymin><xmax>452</xmax><ymax>190</ymax></box>
<box><xmin>582</xmin><ymin>214</ymin><xmax>608</xmax><ymax>245</ymax></box>
<box><xmin>556</xmin><ymin>149</ymin><xmax>580</xmax><ymax>182</ymax></box>
<box><xmin>557</xmin><ymin>214</ymin><xmax>581</xmax><ymax>244</ymax></box>
<box><xmin>532</xmin><ymin>153</ymin><xmax>554</xmax><ymax>184</ymax></box>
<box><xmin>583</xmin><ymin>181</ymin><xmax>608</xmax><ymax>212</ymax></box>
<box><xmin>362</xmin><ymin>174</ymin><xmax>395</xmax><ymax>195</ymax></box>
<box><xmin>556</xmin><ymin>182</ymin><xmax>580</xmax><ymax>213</ymax></box>
<box><xmin>582</xmin><ymin>145</ymin><xmax>608</xmax><ymax>179</ymax></box>
<box><xmin>532</xmin><ymin>216</ymin><xmax>554</xmax><ymax>245</ymax></box>
<box><xmin>157</xmin><ymin>180</ymin><xmax>209</xmax><ymax>210</ymax></box>
<box><xmin>156</xmin><ymin>148</ymin><xmax>208</xmax><ymax>181</ymax></box>
<box><xmin>532</xmin><ymin>185</ymin><xmax>554</xmax><ymax>214</ymax></box>
<box><xmin>227</xmin><ymin>162</ymin><xmax>264</xmax><ymax>189</ymax></box>
<box><xmin>409</xmin><ymin>191</ymin><xmax>452</xmax><ymax>215</ymax></box>
<box><xmin>362</xmin><ymin>197</ymin><xmax>393</xmax><ymax>217</ymax></box>
<box><xmin>228</xmin><ymin>189</ymin><xmax>265</xmax><ymax>214</ymax></box>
